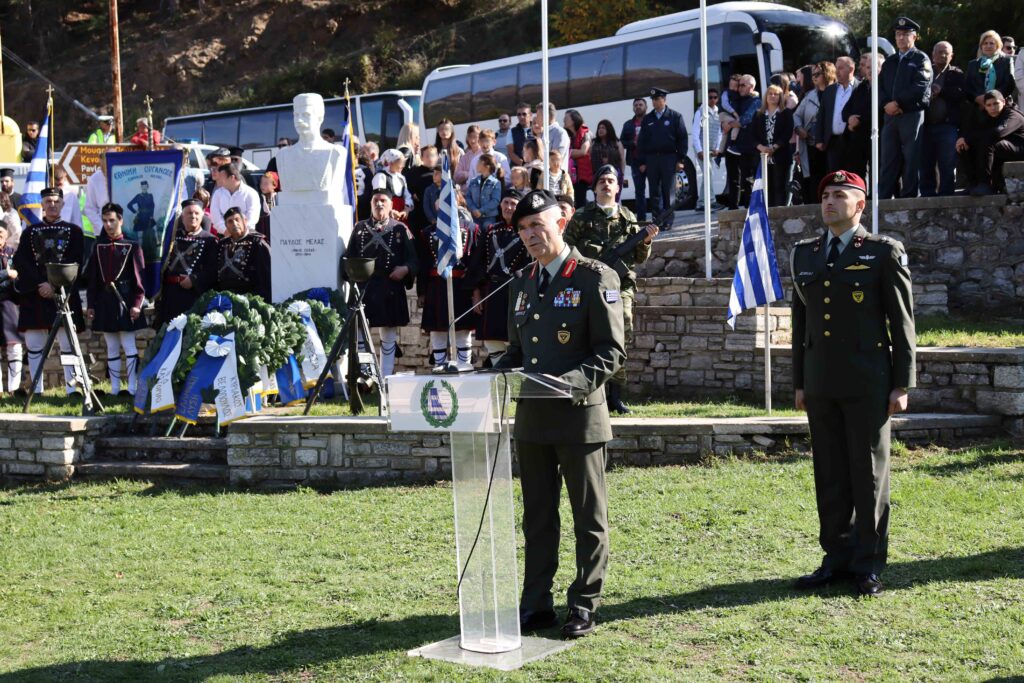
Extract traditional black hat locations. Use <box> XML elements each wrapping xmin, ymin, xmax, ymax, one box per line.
<box><xmin>0</xmin><ymin>168</ymin><xmax>15</xmax><ymax>178</ymax></box>
<box><xmin>650</xmin><ymin>87</ymin><xmax>669</xmax><ymax>98</ymax></box>
<box><xmin>40</xmin><ymin>187</ymin><xmax>63</xmax><ymax>199</ymax></box>
<box><xmin>180</xmin><ymin>198</ymin><xmax>204</xmax><ymax>209</ymax></box>
<box><xmin>228</xmin><ymin>146</ymin><xmax>245</xmax><ymax>158</ymax></box>
<box><xmin>370</xmin><ymin>186</ymin><xmax>395</xmax><ymax>199</ymax></box>
<box><xmin>510</xmin><ymin>189</ymin><xmax>558</xmax><ymax>227</ymax></box>
<box><xmin>892</xmin><ymin>16</ymin><xmax>920</xmax><ymax>32</ymax></box>
<box><xmin>501</xmin><ymin>187</ymin><xmax>525</xmax><ymax>201</ymax></box>
<box><xmin>222</xmin><ymin>206</ymin><xmax>244</xmax><ymax>220</ymax></box>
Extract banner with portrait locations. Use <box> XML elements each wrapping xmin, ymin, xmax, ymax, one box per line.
<box><xmin>106</xmin><ymin>149</ymin><xmax>187</xmax><ymax>295</ymax></box>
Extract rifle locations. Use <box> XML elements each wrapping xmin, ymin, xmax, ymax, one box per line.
<box><xmin>598</xmin><ymin>207</ymin><xmax>672</xmax><ymax>280</ymax></box>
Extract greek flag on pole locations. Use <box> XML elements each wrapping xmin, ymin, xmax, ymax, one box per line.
<box><xmin>17</xmin><ymin>114</ymin><xmax>50</xmax><ymax>225</ymax></box>
<box><xmin>435</xmin><ymin>151</ymin><xmax>462</xmax><ymax>279</ymax></box>
<box><xmin>340</xmin><ymin>100</ymin><xmax>357</xmax><ymax>219</ymax></box>
<box><xmin>726</xmin><ymin>164</ymin><xmax>783</xmax><ymax>329</ymax></box>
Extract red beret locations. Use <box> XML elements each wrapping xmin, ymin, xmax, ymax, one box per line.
<box><xmin>817</xmin><ymin>170</ymin><xmax>867</xmax><ymax>201</ymax></box>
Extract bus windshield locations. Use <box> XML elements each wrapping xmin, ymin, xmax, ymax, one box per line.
<box><xmin>751</xmin><ymin>11</ymin><xmax>858</xmax><ymax>72</ymax></box>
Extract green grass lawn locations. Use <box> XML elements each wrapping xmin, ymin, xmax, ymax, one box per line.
<box><xmin>1</xmin><ymin>441</ymin><xmax>1021</xmax><ymax>681</ymax></box>
<box><xmin>915</xmin><ymin>314</ymin><xmax>1024</xmax><ymax>347</ymax></box>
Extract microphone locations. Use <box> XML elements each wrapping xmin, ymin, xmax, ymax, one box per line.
<box><xmin>434</xmin><ymin>260</ymin><xmax>538</xmax><ymax>374</ymax></box>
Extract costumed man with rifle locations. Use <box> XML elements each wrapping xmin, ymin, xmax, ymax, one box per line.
<box><xmin>12</xmin><ymin>187</ymin><xmax>85</xmax><ymax>395</ymax></box>
<box><xmin>345</xmin><ymin>187</ymin><xmax>418</xmax><ymax>378</ymax></box>
<box><xmin>472</xmin><ymin>187</ymin><xmax>529</xmax><ymax>367</ymax></box>
<box><xmin>85</xmin><ymin>203</ymin><xmax>146</xmax><ymax>396</ymax></box>
<box><xmin>565</xmin><ymin>164</ymin><xmax>658</xmax><ymax>414</ymax></box>
<box><xmin>156</xmin><ymin>198</ymin><xmax>218</xmax><ymax>328</ymax></box>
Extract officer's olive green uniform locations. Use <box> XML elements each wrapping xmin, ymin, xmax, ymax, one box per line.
<box><xmin>565</xmin><ymin>203</ymin><xmax>649</xmax><ymax>385</ymax></box>
<box><xmin>496</xmin><ymin>246</ymin><xmax>625</xmax><ymax>614</ymax></box>
<box><xmin>791</xmin><ymin>225</ymin><xmax>916</xmax><ymax>576</ymax></box>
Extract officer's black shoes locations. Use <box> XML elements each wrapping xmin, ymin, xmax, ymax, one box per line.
<box><xmin>561</xmin><ymin>606</ymin><xmax>596</xmax><ymax>639</ymax></box>
<box><xmin>856</xmin><ymin>574</ymin><xmax>884</xmax><ymax>597</ymax></box>
<box><xmin>606</xmin><ymin>384</ymin><xmax>632</xmax><ymax>415</ymax></box>
<box><xmin>795</xmin><ymin>566</ymin><xmax>842</xmax><ymax>589</ymax></box>
<box><xmin>519</xmin><ymin>608</ymin><xmax>559</xmax><ymax>632</ymax></box>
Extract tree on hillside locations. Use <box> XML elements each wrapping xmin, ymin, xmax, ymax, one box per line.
<box><xmin>552</xmin><ymin>0</ymin><xmax>662</xmax><ymax>45</ymax></box>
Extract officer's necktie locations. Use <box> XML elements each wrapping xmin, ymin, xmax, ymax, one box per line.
<box><xmin>538</xmin><ymin>268</ymin><xmax>550</xmax><ymax>296</ymax></box>
<box><xmin>827</xmin><ymin>236</ymin><xmax>842</xmax><ymax>269</ymax></box>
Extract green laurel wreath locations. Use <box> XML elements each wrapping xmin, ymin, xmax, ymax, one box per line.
<box><xmin>419</xmin><ymin>379</ymin><xmax>460</xmax><ymax>429</ymax></box>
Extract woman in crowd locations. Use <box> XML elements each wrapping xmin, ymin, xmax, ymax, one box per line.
<box><xmin>455</xmin><ymin>125</ymin><xmax>481</xmax><ymax>187</ymax></box>
<box><xmin>563</xmin><ymin>109</ymin><xmax>593</xmax><ymax>207</ymax></box>
<box><xmin>0</xmin><ymin>193</ymin><xmax>20</xmax><ymax>250</ymax></box>
<box><xmin>792</xmin><ymin>62</ymin><xmax>833</xmax><ymax>204</ymax></box>
<box><xmin>255</xmin><ymin>171</ymin><xmax>279</xmax><ymax>240</ymax></box>
<box><xmin>398</xmin><ymin>122</ymin><xmax>421</xmax><ymax>167</ymax></box>
<box><xmin>589</xmin><ymin>119</ymin><xmax>626</xmax><ymax>200</ymax></box>
<box><xmin>754</xmin><ymin>84</ymin><xmax>795</xmax><ymax>207</ymax></box>
<box><xmin>523</xmin><ymin>138</ymin><xmax>546</xmax><ymax>190</ymax></box>
<box><xmin>434</xmin><ymin>118</ymin><xmax>463</xmax><ymax>157</ymax></box>
<box><xmin>967</xmin><ymin>31</ymin><xmax>1017</xmax><ymax>109</ymax></box>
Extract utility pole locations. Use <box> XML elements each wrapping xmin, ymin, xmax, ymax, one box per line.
<box><xmin>109</xmin><ymin>0</ymin><xmax>124</xmax><ymax>141</ymax></box>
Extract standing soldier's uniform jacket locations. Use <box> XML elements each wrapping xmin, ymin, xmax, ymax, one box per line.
<box><xmin>216</xmin><ymin>232</ymin><xmax>271</xmax><ymax>302</ymax></box>
<box><xmin>85</xmin><ymin>235</ymin><xmax>146</xmax><ymax>333</ymax></box>
<box><xmin>496</xmin><ymin>248</ymin><xmax>625</xmax><ymax>442</ymax></box>
<box><xmin>12</xmin><ymin>219</ymin><xmax>85</xmax><ymax>330</ymax></box>
<box><xmin>157</xmin><ymin>226</ymin><xmax>218</xmax><ymax>327</ymax></box>
<box><xmin>476</xmin><ymin>220</ymin><xmax>530</xmax><ymax>342</ymax></box>
<box><xmin>879</xmin><ymin>48</ymin><xmax>932</xmax><ymax>114</ymax></box>
<box><xmin>347</xmin><ymin>217</ymin><xmax>418</xmax><ymax>328</ymax></box>
<box><xmin>791</xmin><ymin>224</ymin><xmax>915</xmax><ymax>576</ymax></box>
<box><xmin>636</xmin><ymin>106</ymin><xmax>688</xmax><ymax>165</ymax></box>
<box><xmin>564</xmin><ymin>203</ymin><xmax>650</xmax><ymax>291</ymax></box>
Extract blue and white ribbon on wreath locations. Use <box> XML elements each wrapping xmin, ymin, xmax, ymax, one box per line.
<box><xmin>134</xmin><ymin>314</ymin><xmax>188</xmax><ymax>415</ymax></box>
<box><xmin>174</xmin><ymin>332</ymin><xmax>247</xmax><ymax>425</ymax></box>
<box><xmin>286</xmin><ymin>300</ymin><xmax>328</xmax><ymax>388</ymax></box>
<box><xmin>257</xmin><ymin>364</ymin><xmax>279</xmax><ymax>397</ymax></box>
<box><xmin>275</xmin><ymin>355</ymin><xmax>307</xmax><ymax>406</ymax></box>
<box><xmin>206</xmin><ymin>294</ymin><xmax>233</xmax><ymax>315</ymax></box>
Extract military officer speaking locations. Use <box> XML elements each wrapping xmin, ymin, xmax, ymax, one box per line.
<box><xmin>791</xmin><ymin>170</ymin><xmax>916</xmax><ymax>597</ymax></box>
<box><xmin>495</xmin><ymin>189</ymin><xmax>625</xmax><ymax>638</ymax></box>
<box><xmin>565</xmin><ymin>164</ymin><xmax>658</xmax><ymax>414</ymax></box>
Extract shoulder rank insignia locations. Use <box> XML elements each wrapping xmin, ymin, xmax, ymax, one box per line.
<box><xmin>561</xmin><ymin>259</ymin><xmax>577</xmax><ymax>278</ymax></box>
<box><xmin>576</xmin><ymin>258</ymin><xmax>606</xmax><ymax>273</ymax></box>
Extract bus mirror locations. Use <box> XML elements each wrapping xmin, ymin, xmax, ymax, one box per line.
<box><xmin>761</xmin><ymin>32</ymin><xmax>784</xmax><ymax>74</ymax></box>
<box><xmin>397</xmin><ymin>98</ymin><xmax>414</xmax><ymax>125</ymax></box>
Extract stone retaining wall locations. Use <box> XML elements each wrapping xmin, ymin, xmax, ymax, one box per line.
<box><xmin>638</xmin><ymin>193</ymin><xmax>1024</xmax><ymax>315</ymax></box>
<box><xmin>0</xmin><ymin>415</ymin><xmax>95</xmax><ymax>482</ymax></box>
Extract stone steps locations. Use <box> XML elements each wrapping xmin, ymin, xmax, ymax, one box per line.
<box><xmin>89</xmin><ymin>436</ymin><xmax>227</xmax><ymax>464</ymax></box>
<box><xmin>75</xmin><ymin>460</ymin><xmax>228</xmax><ymax>483</ymax></box>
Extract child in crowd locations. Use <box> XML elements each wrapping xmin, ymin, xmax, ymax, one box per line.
<box><xmin>509</xmin><ymin>166</ymin><xmax>531</xmax><ymax>193</ymax></box>
<box><xmin>466</xmin><ymin>154</ymin><xmax>502</xmax><ymax>227</ymax></box>
<box><xmin>546</xmin><ymin>150</ymin><xmax>574</xmax><ymax>200</ymax></box>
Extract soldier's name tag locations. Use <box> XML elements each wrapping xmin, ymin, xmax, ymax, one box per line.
<box><xmin>844</xmin><ymin>264</ymin><xmax>871</xmax><ymax>271</ymax></box>
<box><xmin>554</xmin><ymin>288</ymin><xmax>582</xmax><ymax>308</ymax></box>
<box><xmin>604</xmin><ymin>290</ymin><xmax>620</xmax><ymax>303</ymax></box>
<box><xmin>514</xmin><ymin>291</ymin><xmax>527</xmax><ymax>314</ymax></box>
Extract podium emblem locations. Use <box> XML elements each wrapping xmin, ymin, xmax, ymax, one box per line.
<box><xmin>420</xmin><ymin>379</ymin><xmax>460</xmax><ymax>428</ymax></box>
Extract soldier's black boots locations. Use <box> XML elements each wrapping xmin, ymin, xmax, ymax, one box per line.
<box><xmin>606</xmin><ymin>383</ymin><xmax>631</xmax><ymax>415</ymax></box>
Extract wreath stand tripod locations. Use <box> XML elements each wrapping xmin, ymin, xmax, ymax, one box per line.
<box><xmin>304</xmin><ymin>257</ymin><xmax>386</xmax><ymax>416</ymax></box>
<box><xmin>22</xmin><ymin>263</ymin><xmax>104</xmax><ymax>416</ymax></box>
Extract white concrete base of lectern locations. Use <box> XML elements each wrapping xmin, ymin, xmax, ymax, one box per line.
<box><xmin>408</xmin><ymin>634</ymin><xmax>572</xmax><ymax>671</ymax></box>
<box><xmin>269</xmin><ymin>202</ymin><xmax>352</xmax><ymax>302</ymax></box>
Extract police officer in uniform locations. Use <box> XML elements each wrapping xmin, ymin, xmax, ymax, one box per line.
<box><xmin>636</xmin><ymin>87</ymin><xmax>688</xmax><ymax>229</ymax></box>
<box><xmin>791</xmin><ymin>170</ymin><xmax>916</xmax><ymax>597</ymax></box>
<box><xmin>156</xmin><ymin>199</ymin><xmax>218</xmax><ymax>328</ymax></box>
<box><xmin>346</xmin><ymin>187</ymin><xmax>418</xmax><ymax>377</ymax></box>
<box><xmin>216</xmin><ymin>206</ymin><xmax>272</xmax><ymax>301</ymax></box>
<box><xmin>495</xmin><ymin>189</ymin><xmax>625</xmax><ymax>639</ymax></box>
<box><xmin>565</xmin><ymin>164</ymin><xmax>657</xmax><ymax>413</ymax></box>
<box><xmin>879</xmin><ymin>17</ymin><xmax>933</xmax><ymax>198</ymax></box>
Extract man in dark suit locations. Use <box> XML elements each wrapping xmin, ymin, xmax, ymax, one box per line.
<box><xmin>496</xmin><ymin>189</ymin><xmax>625</xmax><ymax>639</ymax></box>
<box><xmin>841</xmin><ymin>51</ymin><xmax>884</xmax><ymax>179</ymax></box>
<box><xmin>814</xmin><ymin>57</ymin><xmax>859</xmax><ymax>175</ymax></box>
<box><xmin>879</xmin><ymin>16</ymin><xmax>933</xmax><ymax>198</ymax></box>
<box><xmin>790</xmin><ymin>170</ymin><xmax>916</xmax><ymax>597</ymax></box>
<box><xmin>636</xmin><ymin>87</ymin><xmax>688</xmax><ymax>229</ymax></box>
<box><xmin>920</xmin><ymin>41</ymin><xmax>966</xmax><ymax>196</ymax></box>
<box><xmin>619</xmin><ymin>97</ymin><xmax>648</xmax><ymax>220</ymax></box>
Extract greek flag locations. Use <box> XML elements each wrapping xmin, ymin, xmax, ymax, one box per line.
<box><xmin>341</xmin><ymin>98</ymin><xmax>358</xmax><ymax>220</ymax></box>
<box><xmin>435</xmin><ymin>151</ymin><xmax>462</xmax><ymax>279</ymax></box>
<box><xmin>726</xmin><ymin>164</ymin><xmax>783</xmax><ymax>329</ymax></box>
<box><xmin>17</xmin><ymin>114</ymin><xmax>50</xmax><ymax>225</ymax></box>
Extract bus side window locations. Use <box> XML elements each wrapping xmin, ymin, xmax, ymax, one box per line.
<box><xmin>204</xmin><ymin>116</ymin><xmax>240</xmax><ymax>149</ymax></box>
<box><xmin>569</xmin><ymin>46</ymin><xmax>624</xmax><ymax>108</ymax></box>
<box><xmin>381</xmin><ymin>97</ymin><xmax>404</xmax><ymax>150</ymax></box>
<box><xmin>423</xmin><ymin>74</ymin><xmax>471</xmax><ymax>128</ymax></box>
<box><xmin>238</xmin><ymin>111</ymin><xmax>277</xmax><ymax>150</ymax></box>
<box><xmin>473</xmin><ymin>66</ymin><xmax>518</xmax><ymax>122</ymax></box>
<box><xmin>362</xmin><ymin>98</ymin><xmax>383</xmax><ymax>144</ymax></box>
<box><xmin>517</xmin><ymin>56</ymin><xmax>567</xmax><ymax>113</ymax></box>
<box><xmin>625</xmin><ymin>32</ymin><xmax>693</xmax><ymax>97</ymax></box>
<box><xmin>323</xmin><ymin>102</ymin><xmax>346</xmax><ymax>136</ymax></box>
<box><xmin>276</xmin><ymin>110</ymin><xmax>298</xmax><ymax>145</ymax></box>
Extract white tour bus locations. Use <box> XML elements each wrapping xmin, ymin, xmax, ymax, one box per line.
<box><xmin>420</xmin><ymin>2</ymin><xmax>865</xmax><ymax>208</ymax></box>
<box><xmin>163</xmin><ymin>90</ymin><xmax>421</xmax><ymax>168</ymax></box>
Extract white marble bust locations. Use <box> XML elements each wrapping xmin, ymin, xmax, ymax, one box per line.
<box><xmin>274</xmin><ymin>93</ymin><xmax>345</xmax><ymax>201</ymax></box>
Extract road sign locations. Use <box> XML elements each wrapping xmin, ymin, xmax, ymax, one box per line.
<box><xmin>58</xmin><ymin>143</ymin><xmax>170</xmax><ymax>184</ymax></box>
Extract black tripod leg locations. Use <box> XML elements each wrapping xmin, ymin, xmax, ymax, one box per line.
<box><xmin>354</xmin><ymin>305</ymin><xmax>386</xmax><ymax>417</ymax></box>
<box><xmin>58</xmin><ymin>296</ymin><xmax>104</xmax><ymax>415</ymax></box>
<box><xmin>303</xmin><ymin>286</ymin><xmax>366</xmax><ymax>415</ymax></box>
<box><xmin>22</xmin><ymin>314</ymin><xmax>64</xmax><ymax>413</ymax></box>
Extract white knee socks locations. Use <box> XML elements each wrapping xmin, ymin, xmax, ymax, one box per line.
<box><xmin>4</xmin><ymin>343</ymin><xmax>22</xmax><ymax>392</ymax></box>
<box><xmin>379</xmin><ymin>327</ymin><xmax>398</xmax><ymax>378</ymax></box>
<box><xmin>104</xmin><ymin>331</ymin><xmax>140</xmax><ymax>395</ymax></box>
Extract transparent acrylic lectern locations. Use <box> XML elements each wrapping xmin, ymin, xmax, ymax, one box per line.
<box><xmin>386</xmin><ymin>370</ymin><xmax>574</xmax><ymax>671</ymax></box>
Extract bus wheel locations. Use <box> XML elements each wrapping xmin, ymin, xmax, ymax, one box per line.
<box><xmin>674</xmin><ymin>157</ymin><xmax>698</xmax><ymax>210</ymax></box>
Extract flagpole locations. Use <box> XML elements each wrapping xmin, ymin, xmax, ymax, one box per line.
<box><xmin>870</xmin><ymin>0</ymin><xmax>879</xmax><ymax>234</ymax></box>
<box><xmin>46</xmin><ymin>86</ymin><xmax>54</xmax><ymax>187</ymax></box>
<box><xmin>700</xmin><ymin>0</ymin><xmax>712</xmax><ymax>279</ymax></box>
<box><xmin>761</xmin><ymin>152</ymin><xmax>771</xmax><ymax>414</ymax></box>
<box><xmin>541</xmin><ymin>0</ymin><xmax>550</xmax><ymax>179</ymax></box>
<box><xmin>344</xmin><ymin>78</ymin><xmax>359</xmax><ymax>223</ymax></box>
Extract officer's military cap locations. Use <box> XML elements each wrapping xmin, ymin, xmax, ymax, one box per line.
<box><xmin>592</xmin><ymin>164</ymin><xmax>618</xmax><ymax>189</ymax></box>
<box><xmin>0</xmin><ymin>168</ymin><xmax>14</xmax><ymax>178</ymax></box>
<box><xmin>206</xmin><ymin>147</ymin><xmax>231</xmax><ymax>159</ymax></box>
<box><xmin>649</xmin><ymin>87</ymin><xmax>669</xmax><ymax>98</ymax></box>
<box><xmin>370</xmin><ymin>186</ymin><xmax>395</xmax><ymax>199</ymax></box>
<box><xmin>511</xmin><ymin>189</ymin><xmax>559</xmax><ymax>227</ymax></box>
<box><xmin>817</xmin><ymin>170</ymin><xmax>867</xmax><ymax>200</ymax></box>
<box><xmin>228</xmin><ymin>146</ymin><xmax>245</xmax><ymax>158</ymax></box>
<box><xmin>223</xmin><ymin>206</ymin><xmax>244</xmax><ymax>220</ymax></box>
<box><xmin>40</xmin><ymin>186</ymin><xmax>63</xmax><ymax>199</ymax></box>
<box><xmin>892</xmin><ymin>16</ymin><xmax>920</xmax><ymax>33</ymax></box>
